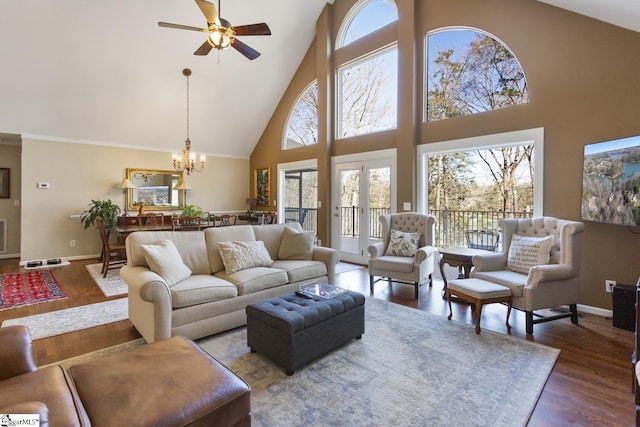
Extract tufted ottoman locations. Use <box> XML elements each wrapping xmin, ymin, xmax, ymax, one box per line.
<box><xmin>246</xmin><ymin>290</ymin><xmax>365</xmax><ymax>375</ymax></box>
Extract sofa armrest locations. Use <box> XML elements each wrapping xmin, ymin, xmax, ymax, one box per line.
<box><xmin>367</xmin><ymin>242</ymin><xmax>385</xmax><ymax>259</ymax></box>
<box><xmin>414</xmin><ymin>245</ymin><xmax>434</xmax><ymax>264</ymax></box>
<box><xmin>527</xmin><ymin>263</ymin><xmax>574</xmax><ymax>288</ymax></box>
<box><xmin>312</xmin><ymin>246</ymin><xmax>341</xmax><ymax>283</ymax></box>
<box><xmin>472</xmin><ymin>252</ymin><xmax>507</xmax><ymax>272</ymax></box>
<box><xmin>0</xmin><ymin>325</ymin><xmax>37</xmax><ymax>380</ymax></box>
<box><xmin>120</xmin><ymin>265</ymin><xmax>173</xmax><ymax>343</ymax></box>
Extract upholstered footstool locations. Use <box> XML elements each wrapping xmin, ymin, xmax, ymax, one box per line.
<box><xmin>246</xmin><ymin>290</ymin><xmax>365</xmax><ymax>375</ymax></box>
<box><xmin>68</xmin><ymin>336</ymin><xmax>251</xmax><ymax>427</ymax></box>
<box><xmin>446</xmin><ymin>278</ymin><xmax>512</xmax><ymax>334</ymax></box>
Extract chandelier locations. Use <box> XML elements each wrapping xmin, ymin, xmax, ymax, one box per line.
<box><xmin>172</xmin><ymin>68</ymin><xmax>205</xmax><ymax>175</ymax></box>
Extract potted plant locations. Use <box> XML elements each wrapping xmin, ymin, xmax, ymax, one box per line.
<box><xmin>80</xmin><ymin>199</ymin><xmax>122</xmax><ymax>230</ymax></box>
<box><xmin>180</xmin><ymin>204</ymin><xmax>203</xmax><ymax>218</ymax></box>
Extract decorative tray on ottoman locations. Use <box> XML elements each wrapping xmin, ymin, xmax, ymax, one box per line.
<box><xmin>299</xmin><ymin>283</ymin><xmax>347</xmax><ymax>299</ymax></box>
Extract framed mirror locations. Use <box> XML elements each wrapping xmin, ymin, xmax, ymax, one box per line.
<box><xmin>126</xmin><ymin>168</ymin><xmax>185</xmax><ymax>211</ymax></box>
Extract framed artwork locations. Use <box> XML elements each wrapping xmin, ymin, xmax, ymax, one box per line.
<box><xmin>254</xmin><ymin>167</ymin><xmax>270</xmax><ymax>207</ymax></box>
<box><xmin>0</xmin><ymin>168</ymin><xmax>8</xmax><ymax>199</ymax></box>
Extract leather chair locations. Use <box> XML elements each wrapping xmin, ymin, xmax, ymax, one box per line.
<box><xmin>367</xmin><ymin>213</ymin><xmax>436</xmax><ymax>299</ymax></box>
<box><xmin>96</xmin><ymin>216</ymin><xmax>127</xmax><ymax>277</ymax></box>
<box><xmin>471</xmin><ymin>216</ymin><xmax>585</xmax><ymax>334</ymax></box>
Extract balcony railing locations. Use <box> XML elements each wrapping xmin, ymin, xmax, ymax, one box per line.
<box><xmin>285</xmin><ymin>206</ymin><xmax>532</xmax><ymax>249</ymax></box>
<box><xmin>339</xmin><ymin>207</ymin><xmax>531</xmax><ymax>249</ymax></box>
<box><xmin>429</xmin><ymin>209</ymin><xmax>532</xmax><ymax>248</ymax></box>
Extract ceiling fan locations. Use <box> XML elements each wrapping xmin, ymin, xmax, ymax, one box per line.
<box><xmin>158</xmin><ymin>0</ymin><xmax>271</xmax><ymax>60</ymax></box>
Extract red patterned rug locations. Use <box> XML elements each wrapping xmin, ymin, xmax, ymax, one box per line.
<box><xmin>0</xmin><ymin>270</ymin><xmax>67</xmax><ymax>310</ymax></box>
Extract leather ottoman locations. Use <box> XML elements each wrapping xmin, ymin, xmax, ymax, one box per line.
<box><xmin>67</xmin><ymin>336</ymin><xmax>251</xmax><ymax>427</ymax></box>
<box><xmin>246</xmin><ymin>290</ymin><xmax>365</xmax><ymax>375</ymax></box>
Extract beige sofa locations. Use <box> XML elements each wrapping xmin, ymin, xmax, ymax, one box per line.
<box><xmin>121</xmin><ymin>222</ymin><xmax>339</xmax><ymax>343</ymax></box>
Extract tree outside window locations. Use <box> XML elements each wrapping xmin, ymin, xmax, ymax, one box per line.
<box><xmin>283</xmin><ymin>82</ymin><xmax>318</xmax><ymax>150</ymax></box>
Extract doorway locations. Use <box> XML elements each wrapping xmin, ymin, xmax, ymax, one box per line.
<box><xmin>331</xmin><ymin>151</ymin><xmax>395</xmax><ymax>264</ymax></box>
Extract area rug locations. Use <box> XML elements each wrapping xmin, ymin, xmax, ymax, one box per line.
<box><xmin>2</xmin><ymin>298</ymin><xmax>128</xmax><ymax>340</ymax></box>
<box><xmin>85</xmin><ymin>263</ymin><xmax>128</xmax><ymax>297</ymax></box>
<box><xmin>0</xmin><ymin>270</ymin><xmax>67</xmax><ymax>310</ymax></box>
<box><xmin>198</xmin><ymin>297</ymin><xmax>559</xmax><ymax>427</ymax></box>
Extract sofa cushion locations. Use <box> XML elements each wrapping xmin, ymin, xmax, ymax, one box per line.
<box><xmin>126</xmin><ymin>231</ymin><xmax>211</xmax><ymax>275</ymax></box>
<box><xmin>204</xmin><ymin>226</ymin><xmax>257</xmax><ymax>273</ymax></box>
<box><xmin>371</xmin><ymin>255</ymin><xmax>414</xmax><ymax>273</ymax></box>
<box><xmin>278</xmin><ymin>226</ymin><xmax>315</xmax><ymax>260</ymax></box>
<box><xmin>506</xmin><ymin>234</ymin><xmax>554</xmax><ymax>274</ymax></box>
<box><xmin>385</xmin><ymin>229</ymin><xmax>421</xmax><ymax>257</ymax></box>
<box><xmin>215</xmin><ymin>267</ymin><xmax>288</xmax><ymax>296</ymax></box>
<box><xmin>170</xmin><ymin>274</ymin><xmax>239</xmax><ymax>308</ymax></box>
<box><xmin>271</xmin><ymin>260</ymin><xmax>327</xmax><ymax>283</ymax></box>
<box><xmin>140</xmin><ymin>239</ymin><xmax>192</xmax><ymax>286</ymax></box>
<box><xmin>217</xmin><ymin>241</ymin><xmax>273</xmax><ymax>274</ymax></box>
<box><xmin>253</xmin><ymin>222</ymin><xmax>303</xmax><ymax>259</ymax></box>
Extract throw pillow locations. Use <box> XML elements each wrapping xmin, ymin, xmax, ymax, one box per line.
<box><xmin>385</xmin><ymin>229</ymin><xmax>422</xmax><ymax>257</ymax></box>
<box><xmin>217</xmin><ymin>241</ymin><xmax>274</xmax><ymax>275</ymax></box>
<box><xmin>278</xmin><ymin>227</ymin><xmax>315</xmax><ymax>260</ymax></box>
<box><xmin>140</xmin><ymin>239</ymin><xmax>192</xmax><ymax>286</ymax></box>
<box><xmin>506</xmin><ymin>234</ymin><xmax>554</xmax><ymax>274</ymax></box>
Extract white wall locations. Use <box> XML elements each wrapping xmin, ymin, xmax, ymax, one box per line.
<box><xmin>20</xmin><ymin>137</ymin><xmax>249</xmax><ymax>262</ymax></box>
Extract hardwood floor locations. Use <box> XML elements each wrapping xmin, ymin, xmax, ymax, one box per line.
<box><xmin>0</xmin><ymin>258</ymin><xmax>634</xmax><ymax>425</ymax></box>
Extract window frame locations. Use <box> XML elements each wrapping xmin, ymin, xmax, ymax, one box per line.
<box><xmin>416</xmin><ymin>127</ymin><xmax>544</xmax><ymax>216</ymax></box>
<box><xmin>336</xmin><ymin>0</ymin><xmax>398</xmax><ymax>50</ymax></box>
<box><xmin>336</xmin><ymin>43</ymin><xmax>399</xmax><ymax>140</ymax></box>
<box><xmin>282</xmin><ymin>80</ymin><xmax>319</xmax><ymax>150</ymax></box>
<box><xmin>424</xmin><ymin>27</ymin><xmax>529</xmax><ymax>123</ymax></box>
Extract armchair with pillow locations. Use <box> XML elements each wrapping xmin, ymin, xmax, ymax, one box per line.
<box><xmin>471</xmin><ymin>216</ymin><xmax>585</xmax><ymax>334</ymax></box>
<box><xmin>367</xmin><ymin>213</ymin><xmax>436</xmax><ymax>299</ymax></box>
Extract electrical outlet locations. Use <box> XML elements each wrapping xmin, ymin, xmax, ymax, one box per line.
<box><xmin>605</xmin><ymin>279</ymin><xmax>616</xmax><ymax>293</ymax></box>
<box><xmin>69</xmin><ymin>240</ymin><xmax>76</xmax><ymax>248</ymax></box>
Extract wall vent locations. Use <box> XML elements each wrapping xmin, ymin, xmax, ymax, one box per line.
<box><xmin>0</xmin><ymin>219</ymin><xmax>6</xmax><ymax>253</ymax></box>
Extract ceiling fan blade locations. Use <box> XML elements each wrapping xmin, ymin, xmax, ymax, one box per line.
<box><xmin>194</xmin><ymin>0</ymin><xmax>219</xmax><ymax>26</ymax></box>
<box><xmin>158</xmin><ymin>22</ymin><xmax>207</xmax><ymax>32</ymax></box>
<box><xmin>233</xmin><ymin>23</ymin><xmax>271</xmax><ymax>36</ymax></box>
<box><xmin>194</xmin><ymin>40</ymin><xmax>214</xmax><ymax>56</ymax></box>
<box><xmin>231</xmin><ymin>38</ymin><xmax>260</xmax><ymax>60</ymax></box>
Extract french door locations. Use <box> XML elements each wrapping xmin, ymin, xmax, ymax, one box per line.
<box><xmin>331</xmin><ymin>152</ymin><xmax>395</xmax><ymax>264</ymax></box>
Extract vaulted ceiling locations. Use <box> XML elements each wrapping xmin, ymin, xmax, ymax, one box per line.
<box><xmin>0</xmin><ymin>1</ymin><xmax>637</xmax><ymax>158</ymax></box>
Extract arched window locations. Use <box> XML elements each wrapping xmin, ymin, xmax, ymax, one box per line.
<box><xmin>425</xmin><ymin>28</ymin><xmax>528</xmax><ymax>122</ymax></box>
<box><xmin>336</xmin><ymin>0</ymin><xmax>398</xmax><ymax>49</ymax></box>
<box><xmin>283</xmin><ymin>81</ymin><xmax>318</xmax><ymax>150</ymax></box>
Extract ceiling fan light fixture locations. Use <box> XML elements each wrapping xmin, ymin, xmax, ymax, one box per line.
<box><xmin>208</xmin><ymin>30</ymin><xmax>232</xmax><ymax>49</ymax></box>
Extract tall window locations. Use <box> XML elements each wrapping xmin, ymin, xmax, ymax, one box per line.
<box><xmin>337</xmin><ymin>47</ymin><xmax>398</xmax><ymax>139</ymax></box>
<box><xmin>283</xmin><ymin>81</ymin><xmax>318</xmax><ymax>150</ymax></box>
<box><xmin>417</xmin><ymin>128</ymin><xmax>544</xmax><ymax>248</ymax></box>
<box><xmin>337</xmin><ymin>0</ymin><xmax>398</xmax><ymax>49</ymax></box>
<box><xmin>425</xmin><ymin>29</ymin><xmax>528</xmax><ymax>122</ymax></box>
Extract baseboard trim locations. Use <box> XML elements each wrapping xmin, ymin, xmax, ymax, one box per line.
<box><xmin>576</xmin><ymin>304</ymin><xmax>612</xmax><ymax>318</ymax></box>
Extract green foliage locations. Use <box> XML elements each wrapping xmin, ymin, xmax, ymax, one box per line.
<box><xmin>181</xmin><ymin>204</ymin><xmax>203</xmax><ymax>217</ymax></box>
<box><xmin>80</xmin><ymin>199</ymin><xmax>121</xmax><ymax>229</ymax></box>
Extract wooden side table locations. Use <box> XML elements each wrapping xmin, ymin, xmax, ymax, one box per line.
<box><xmin>438</xmin><ymin>247</ymin><xmax>488</xmax><ymax>293</ymax></box>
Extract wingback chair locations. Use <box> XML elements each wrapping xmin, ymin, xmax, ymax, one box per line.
<box><xmin>471</xmin><ymin>216</ymin><xmax>585</xmax><ymax>334</ymax></box>
<box><xmin>367</xmin><ymin>213</ymin><xmax>436</xmax><ymax>299</ymax></box>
